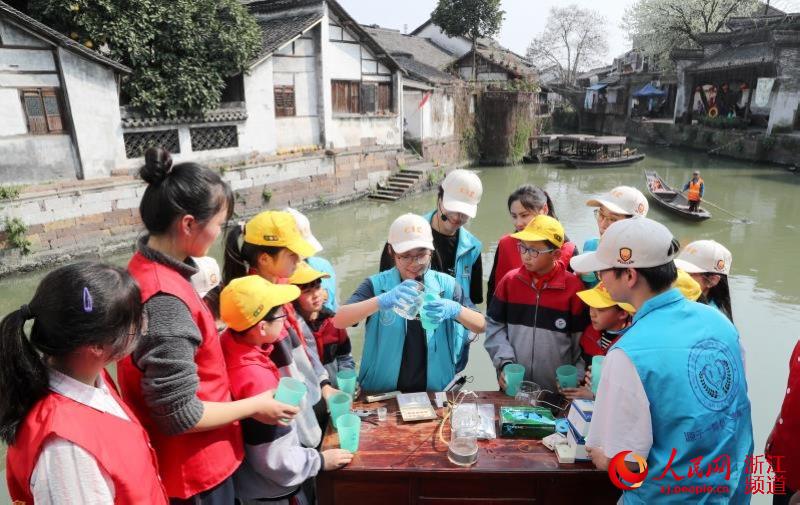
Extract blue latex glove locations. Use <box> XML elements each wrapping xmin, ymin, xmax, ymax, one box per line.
<box><xmin>377</xmin><ymin>280</ymin><xmax>421</xmax><ymax>311</ymax></box>
<box><xmin>422</xmin><ymin>298</ymin><xmax>462</xmax><ymax>325</ymax></box>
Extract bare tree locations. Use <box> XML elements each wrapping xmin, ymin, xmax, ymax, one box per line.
<box><xmin>526</xmin><ymin>5</ymin><xmax>609</xmax><ymax>87</ymax></box>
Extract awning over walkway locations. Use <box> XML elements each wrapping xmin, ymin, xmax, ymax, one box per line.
<box><xmin>633</xmin><ymin>83</ymin><xmax>666</xmax><ymax>98</ymax></box>
<box><xmin>586</xmin><ymin>83</ymin><xmax>608</xmax><ymax>91</ymax></box>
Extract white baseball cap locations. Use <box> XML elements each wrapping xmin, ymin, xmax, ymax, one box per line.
<box><xmin>570</xmin><ymin>217</ymin><xmax>677</xmax><ymax>273</ymax></box>
<box><xmin>388</xmin><ymin>213</ymin><xmax>434</xmax><ymax>254</ymax></box>
<box><xmin>674</xmin><ymin>240</ymin><xmax>732</xmax><ymax>276</ymax></box>
<box><xmin>191</xmin><ymin>256</ymin><xmax>221</xmax><ymax>297</ymax></box>
<box><xmin>284</xmin><ymin>207</ymin><xmax>323</xmax><ymax>253</ymax></box>
<box><xmin>586</xmin><ymin>186</ymin><xmax>648</xmax><ymax>217</ymax></box>
<box><xmin>441</xmin><ymin>169</ymin><xmax>483</xmax><ymax>218</ymax></box>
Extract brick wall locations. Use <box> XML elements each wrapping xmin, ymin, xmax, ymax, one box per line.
<box><xmin>0</xmin><ymin>145</ymin><xmax>403</xmax><ymax>276</ymax></box>
<box><xmin>422</xmin><ymin>137</ymin><xmax>463</xmax><ymax>166</ymax></box>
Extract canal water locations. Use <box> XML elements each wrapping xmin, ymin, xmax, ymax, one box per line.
<box><xmin>0</xmin><ymin>144</ymin><xmax>797</xmax><ymax>503</ymax></box>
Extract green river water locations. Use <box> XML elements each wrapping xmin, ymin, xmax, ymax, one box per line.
<box><xmin>0</xmin><ymin>144</ymin><xmax>798</xmax><ymax>503</ymax></box>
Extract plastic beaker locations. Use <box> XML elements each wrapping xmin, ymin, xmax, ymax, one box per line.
<box><xmin>504</xmin><ymin>363</ymin><xmax>525</xmax><ymax>397</ymax></box>
<box><xmin>337</xmin><ymin>369</ymin><xmax>357</xmax><ymax>397</ymax></box>
<box><xmin>515</xmin><ymin>380</ymin><xmax>541</xmax><ymax>406</ymax></box>
<box><xmin>556</xmin><ymin>364</ymin><xmax>578</xmax><ymax>388</ymax></box>
<box><xmin>591</xmin><ymin>356</ymin><xmax>604</xmax><ymax>395</ymax></box>
<box><xmin>274</xmin><ymin>377</ymin><xmax>307</xmax><ymax>407</ymax></box>
<box><xmin>393</xmin><ymin>281</ymin><xmax>424</xmax><ymax>320</ymax></box>
<box><xmin>337</xmin><ymin>413</ymin><xmax>361</xmax><ymax>452</ymax></box>
<box><xmin>327</xmin><ymin>392</ymin><xmax>352</xmax><ymax>429</ymax></box>
<box><xmin>419</xmin><ymin>292</ymin><xmax>441</xmax><ymax>331</ymax></box>
<box><xmin>376</xmin><ymin>406</ymin><xmax>388</xmax><ymax>421</ymax></box>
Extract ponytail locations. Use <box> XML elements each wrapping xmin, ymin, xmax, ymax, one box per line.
<box><xmin>542</xmin><ymin>190</ymin><xmax>558</xmax><ymax>220</ymax></box>
<box><xmin>0</xmin><ymin>262</ymin><xmax>142</xmax><ymax>444</ymax></box>
<box><xmin>0</xmin><ymin>309</ymin><xmax>49</xmax><ymax>444</ymax></box>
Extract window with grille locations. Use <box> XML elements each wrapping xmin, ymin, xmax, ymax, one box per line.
<box><xmin>190</xmin><ymin>126</ymin><xmax>238</xmax><ymax>151</ymax></box>
<box><xmin>274</xmin><ymin>85</ymin><xmax>296</xmax><ymax>117</ymax></box>
<box><xmin>21</xmin><ymin>89</ymin><xmax>64</xmax><ymax>134</ymax></box>
<box><xmin>123</xmin><ymin>130</ymin><xmax>180</xmax><ymax>158</ymax></box>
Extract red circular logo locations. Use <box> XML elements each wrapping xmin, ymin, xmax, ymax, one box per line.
<box><xmin>608</xmin><ymin>451</ymin><xmax>649</xmax><ymax>490</ymax></box>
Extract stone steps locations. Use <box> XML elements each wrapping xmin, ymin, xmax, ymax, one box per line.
<box><xmin>368</xmin><ymin>161</ymin><xmax>433</xmax><ymax>202</ymax></box>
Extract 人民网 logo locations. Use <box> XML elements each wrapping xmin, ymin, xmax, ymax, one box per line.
<box><xmin>619</xmin><ymin>248</ymin><xmax>633</xmax><ymax>263</ymax></box>
<box><xmin>608</xmin><ymin>451</ymin><xmax>649</xmax><ymax>490</ymax></box>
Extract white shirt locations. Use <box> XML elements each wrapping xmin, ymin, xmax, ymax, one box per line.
<box><xmin>585</xmin><ymin>348</ymin><xmax>653</xmax><ymax>462</ymax></box>
<box><xmin>29</xmin><ymin>369</ymin><xmax>130</xmax><ymax>505</ymax></box>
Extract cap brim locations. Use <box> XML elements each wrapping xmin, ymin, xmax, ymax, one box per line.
<box><xmin>288</xmin><ymin>269</ymin><xmax>331</xmax><ymax>285</ymax></box>
<box><xmin>586</xmin><ymin>198</ymin><xmax>630</xmax><ymax>216</ymax></box>
<box><xmin>268</xmin><ymin>284</ymin><xmax>302</xmax><ymax>309</ymax></box>
<box><xmin>577</xmin><ymin>288</ymin><xmax>617</xmax><ymax>309</ymax></box>
<box><xmin>674</xmin><ymin>259</ymin><xmax>705</xmax><ymax>274</ymax></box>
<box><xmin>391</xmin><ymin>239</ymin><xmax>435</xmax><ymax>254</ymax></box>
<box><xmin>306</xmin><ymin>234</ymin><xmax>324</xmax><ymax>254</ymax></box>
<box><xmin>510</xmin><ymin>230</ymin><xmax>551</xmax><ymax>243</ymax></box>
<box><xmin>569</xmin><ymin>251</ymin><xmax>615</xmax><ymax>274</ymax></box>
<box><xmin>441</xmin><ymin>195</ymin><xmax>477</xmax><ymax>218</ymax></box>
<box><xmin>286</xmin><ymin>236</ymin><xmax>318</xmax><ymax>259</ymax></box>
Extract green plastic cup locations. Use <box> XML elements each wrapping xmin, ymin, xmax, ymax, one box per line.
<box><xmin>337</xmin><ymin>413</ymin><xmax>361</xmax><ymax>453</ymax></box>
<box><xmin>327</xmin><ymin>392</ymin><xmax>352</xmax><ymax>429</ymax></box>
<box><xmin>504</xmin><ymin>363</ymin><xmax>525</xmax><ymax>397</ymax></box>
<box><xmin>556</xmin><ymin>364</ymin><xmax>578</xmax><ymax>389</ymax></box>
<box><xmin>337</xmin><ymin>369</ymin><xmax>357</xmax><ymax>397</ymax></box>
<box><xmin>591</xmin><ymin>356</ymin><xmax>604</xmax><ymax>395</ymax></box>
<box><xmin>419</xmin><ymin>292</ymin><xmax>440</xmax><ymax>331</ymax></box>
<box><xmin>274</xmin><ymin>377</ymin><xmax>307</xmax><ymax>407</ymax></box>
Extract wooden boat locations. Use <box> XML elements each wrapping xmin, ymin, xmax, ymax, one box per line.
<box><xmin>644</xmin><ymin>171</ymin><xmax>711</xmax><ymax>221</ymax></box>
<box><xmin>564</xmin><ymin>136</ymin><xmax>646</xmax><ymax>168</ymax></box>
<box><xmin>525</xmin><ymin>134</ymin><xmax>595</xmax><ymax>163</ymax></box>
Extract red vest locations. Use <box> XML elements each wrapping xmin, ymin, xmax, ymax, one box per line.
<box><xmin>6</xmin><ymin>370</ymin><xmax>168</xmax><ymax>505</ymax></box>
<box><xmin>766</xmin><ymin>340</ymin><xmax>800</xmax><ymax>490</ymax></box>
<box><xmin>311</xmin><ymin>317</ymin><xmax>348</xmax><ymax>362</ymax></box>
<box><xmin>118</xmin><ymin>252</ymin><xmax>243</xmax><ymax>499</ymax></box>
<box><xmin>492</xmin><ymin>234</ymin><xmax>578</xmax><ymax>290</ymax></box>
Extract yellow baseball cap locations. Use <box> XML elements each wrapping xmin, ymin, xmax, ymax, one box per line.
<box><xmin>577</xmin><ymin>283</ymin><xmax>636</xmax><ymax>313</ymax></box>
<box><xmin>220</xmin><ymin>275</ymin><xmax>300</xmax><ymax>332</ymax></box>
<box><xmin>244</xmin><ymin>211</ymin><xmax>317</xmax><ymax>259</ymax></box>
<box><xmin>675</xmin><ymin>269</ymin><xmax>702</xmax><ymax>302</ymax></box>
<box><xmin>287</xmin><ymin>261</ymin><xmax>330</xmax><ymax>285</ymax></box>
<box><xmin>510</xmin><ymin>215</ymin><xmax>565</xmax><ymax>248</ymax></box>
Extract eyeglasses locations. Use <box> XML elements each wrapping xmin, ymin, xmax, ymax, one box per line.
<box><xmin>517</xmin><ymin>243</ymin><xmax>555</xmax><ymax>257</ymax></box>
<box><xmin>593</xmin><ymin>208</ymin><xmax>629</xmax><ymax>224</ymax></box>
<box><xmin>396</xmin><ymin>251</ymin><xmax>432</xmax><ymax>265</ymax></box>
<box><xmin>266</xmin><ymin>312</ymin><xmax>287</xmax><ymax>322</ymax></box>
<box><xmin>443</xmin><ymin>210</ymin><xmax>470</xmax><ymax>223</ymax></box>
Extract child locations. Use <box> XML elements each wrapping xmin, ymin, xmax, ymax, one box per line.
<box><xmin>581</xmin><ymin>186</ymin><xmax>648</xmax><ymax>288</ymax></box>
<box><xmin>285</xmin><ymin>207</ymin><xmax>339</xmax><ymax>312</ymax></box>
<box><xmin>220</xmin><ymin>276</ymin><xmax>352</xmax><ymax>504</ymax></box>
<box><xmin>487</xmin><ymin>184</ymin><xmax>578</xmax><ymax>307</ymax></box>
<box><xmin>334</xmin><ymin>213</ymin><xmax>485</xmax><ymax>392</ymax></box>
<box><xmin>118</xmin><ymin>148</ymin><xmax>298</xmax><ymax>502</ymax></box>
<box><xmin>675</xmin><ymin>239</ymin><xmax>734</xmax><ymax>321</ymax></box>
<box><xmin>485</xmin><ymin>215</ymin><xmax>589</xmax><ymax>394</ymax></box>
<box><xmin>289</xmin><ymin>261</ymin><xmax>355</xmax><ymax>384</ymax></box>
<box><xmin>224</xmin><ymin>210</ymin><xmax>335</xmax><ymax>449</ymax></box>
<box><xmin>2</xmin><ymin>262</ymin><xmax>168</xmax><ymax>504</ymax></box>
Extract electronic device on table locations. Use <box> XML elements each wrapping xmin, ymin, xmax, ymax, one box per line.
<box><xmin>396</xmin><ymin>392</ymin><xmax>438</xmax><ymax>422</ymax></box>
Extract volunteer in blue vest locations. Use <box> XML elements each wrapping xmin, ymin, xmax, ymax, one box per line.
<box><xmin>571</xmin><ymin>217</ymin><xmax>753</xmax><ymax>504</ymax></box>
<box><xmin>675</xmin><ymin>239</ymin><xmax>734</xmax><ymax>322</ymax></box>
<box><xmin>683</xmin><ymin>170</ymin><xmax>704</xmax><ymax>214</ymax></box>
<box><xmin>335</xmin><ymin>213</ymin><xmax>485</xmax><ymax>393</ymax></box>
<box><xmin>580</xmin><ymin>186</ymin><xmax>649</xmax><ymax>288</ymax></box>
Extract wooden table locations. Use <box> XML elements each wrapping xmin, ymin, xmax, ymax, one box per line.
<box><xmin>317</xmin><ymin>392</ymin><xmax>620</xmax><ymax>504</ymax></box>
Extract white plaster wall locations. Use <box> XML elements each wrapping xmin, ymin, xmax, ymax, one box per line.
<box><xmin>0</xmin><ymin>88</ymin><xmax>27</xmax><ymax>136</ymax></box>
<box><xmin>415</xmin><ymin>23</ymin><xmax>471</xmax><ymax>58</ymax></box>
<box><xmin>429</xmin><ymin>91</ymin><xmax>454</xmax><ymax>139</ymax></box>
<box><xmin>767</xmin><ymin>88</ymin><xmax>800</xmax><ymax>133</ymax></box>
<box><xmin>273</xmin><ymin>33</ymin><xmax>320</xmax><ymax>148</ymax></box>
<box><xmin>59</xmin><ymin>48</ymin><xmax>125</xmax><ymax>179</ymax></box>
<box><xmin>240</xmin><ymin>57</ymin><xmax>277</xmax><ymax>154</ymax></box>
<box><xmin>0</xmin><ymin>19</ymin><xmax>48</xmax><ymax>47</ymax></box>
<box><xmin>328</xmin><ymin>41</ymin><xmax>361</xmax><ymax>80</ymax></box>
<box><xmin>0</xmin><ymin>134</ymin><xmax>78</xmax><ymax>183</ymax></box>
<box><xmin>0</xmin><ymin>73</ymin><xmax>59</xmax><ymax>87</ymax></box>
<box><xmin>403</xmin><ymin>90</ymin><xmax>424</xmax><ymax>140</ymax></box>
<box><xmin>330</xmin><ymin>116</ymin><xmax>401</xmax><ymax>147</ymax></box>
<box><xmin>0</xmin><ymin>47</ymin><xmax>56</xmax><ymax>72</ymax></box>
<box><xmin>320</xmin><ymin>7</ymin><xmax>333</xmax><ymax>148</ymax></box>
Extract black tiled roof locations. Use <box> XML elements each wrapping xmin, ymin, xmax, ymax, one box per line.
<box><xmin>0</xmin><ymin>1</ymin><xmax>130</xmax><ymax>73</ymax></box>
<box><xmin>363</xmin><ymin>25</ymin><xmax>455</xmax><ymax>70</ymax></box>
<box><xmin>689</xmin><ymin>42</ymin><xmax>775</xmax><ymax>73</ymax></box>
<box><xmin>393</xmin><ymin>55</ymin><xmax>454</xmax><ymax>85</ymax></box>
<box><xmin>253</xmin><ymin>10</ymin><xmax>323</xmax><ymax>62</ymax></box>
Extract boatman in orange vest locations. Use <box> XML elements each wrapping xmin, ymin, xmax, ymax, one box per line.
<box><xmin>683</xmin><ymin>170</ymin><xmax>704</xmax><ymax>213</ymax></box>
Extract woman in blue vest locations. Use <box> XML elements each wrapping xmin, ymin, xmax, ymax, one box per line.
<box><xmin>334</xmin><ymin>214</ymin><xmax>485</xmax><ymax>393</ymax></box>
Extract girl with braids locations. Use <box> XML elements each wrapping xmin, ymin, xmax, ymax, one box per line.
<box><xmin>487</xmin><ymin>184</ymin><xmax>578</xmax><ymax>307</ymax></box>
<box><xmin>118</xmin><ymin>147</ymin><xmax>298</xmax><ymax>504</ymax></box>
<box><xmin>3</xmin><ymin>261</ymin><xmax>168</xmax><ymax>504</ymax></box>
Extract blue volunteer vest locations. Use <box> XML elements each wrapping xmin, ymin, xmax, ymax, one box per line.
<box><xmin>358</xmin><ymin>268</ymin><xmax>467</xmax><ymax>392</ymax></box>
<box><xmin>424</xmin><ymin>211</ymin><xmax>482</xmax><ymax>304</ymax></box>
<box><xmin>580</xmin><ymin>237</ymin><xmax>600</xmax><ymax>287</ymax></box>
<box><xmin>613</xmin><ymin>289</ymin><xmax>753</xmax><ymax>504</ymax></box>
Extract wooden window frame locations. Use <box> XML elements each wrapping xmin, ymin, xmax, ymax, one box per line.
<box><xmin>274</xmin><ymin>85</ymin><xmax>296</xmax><ymax>117</ymax></box>
<box><xmin>332</xmin><ymin>80</ymin><xmax>394</xmax><ymax>116</ymax></box>
<box><xmin>20</xmin><ymin>88</ymin><xmax>64</xmax><ymax>135</ymax></box>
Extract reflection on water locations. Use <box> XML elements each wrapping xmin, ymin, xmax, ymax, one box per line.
<box><xmin>0</xmin><ymin>145</ymin><xmax>797</xmax><ymax>504</ymax></box>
